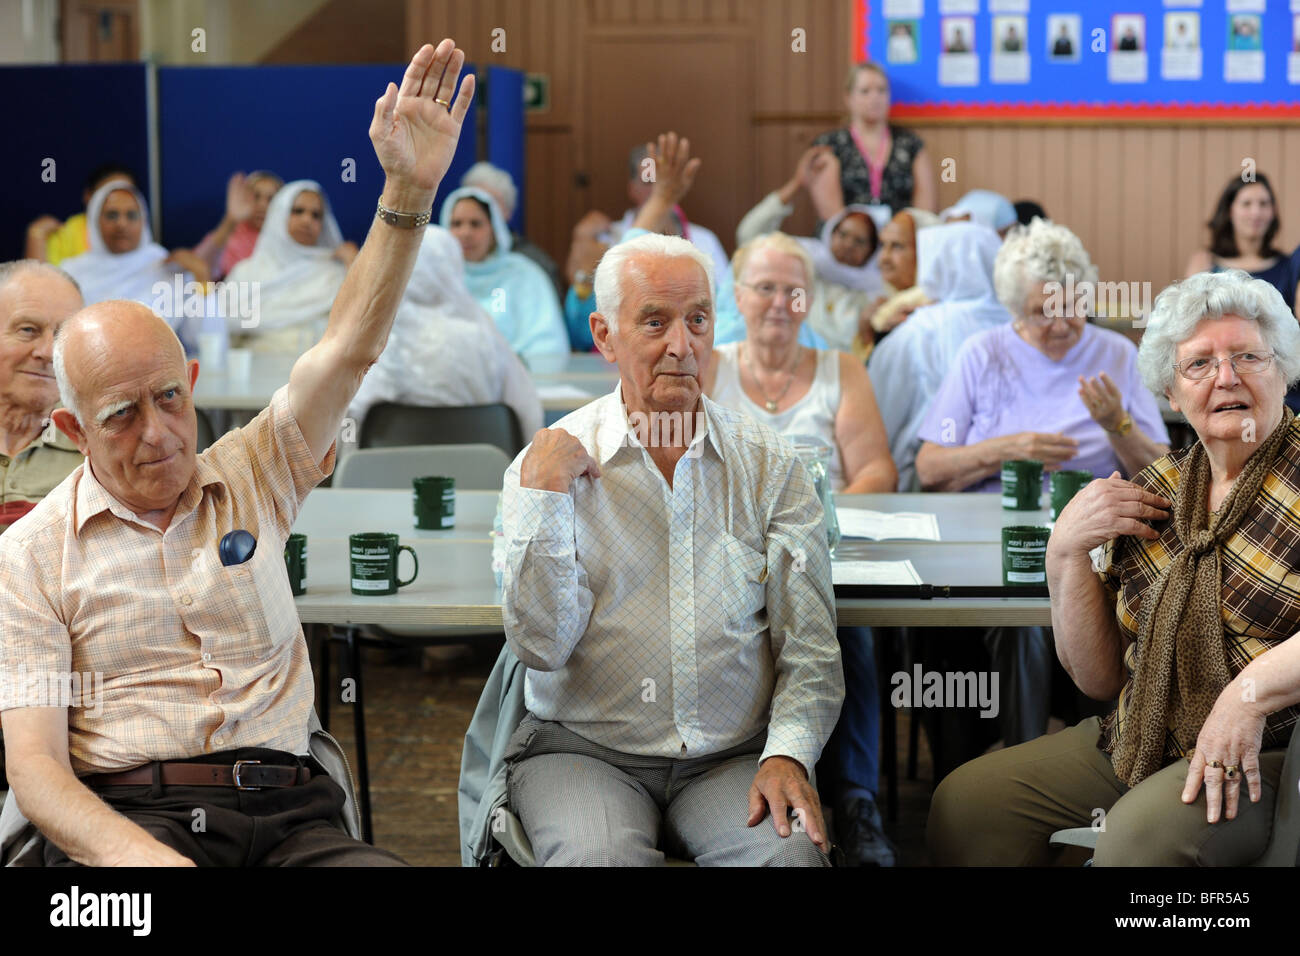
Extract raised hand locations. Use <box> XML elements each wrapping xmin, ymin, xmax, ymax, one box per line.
<box><xmin>645</xmin><ymin>131</ymin><xmax>702</xmax><ymax>210</ymax></box>
<box><xmin>1078</xmin><ymin>372</ymin><xmax>1126</xmax><ymax>431</ymax></box>
<box><xmin>226</xmin><ymin>173</ymin><xmax>254</xmax><ymax>223</ymax></box>
<box><xmin>370</xmin><ymin>39</ymin><xmax>477</xmax><ymax>208</ymax></box>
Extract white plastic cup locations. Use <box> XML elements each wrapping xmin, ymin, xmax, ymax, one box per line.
<box><xmin>198</xmin><ymin>333</ymin><xmax>225</xmax><ymax>373</ymax></box>
<box><xmin>227</xmin><ymin>348</ymin><xmax>252</xmax><ymax>382</ymax></box>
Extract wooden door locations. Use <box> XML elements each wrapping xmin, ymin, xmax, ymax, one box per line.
<box><xmin>584</xmin><ymin>31</ymin><xmax>752</xmax><ymax>256</ymax></box>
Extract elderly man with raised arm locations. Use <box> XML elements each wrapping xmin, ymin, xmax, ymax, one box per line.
<box><xmin>0</xmin><ymin>41</ymin><xmax>474</xmax><ymax>867</ymax></box>
<box><xmin>499</xmin><ymin>222</ymin><xmax>845</xmax><ymax>866</ymax></box>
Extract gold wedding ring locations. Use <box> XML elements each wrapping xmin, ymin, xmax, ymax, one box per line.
<box><xmin>434</xmin><ymin>97</ymin><xmax>451</xmax><ymax>109</ymax></box>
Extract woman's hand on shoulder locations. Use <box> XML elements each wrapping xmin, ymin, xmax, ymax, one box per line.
<box><xmin>1051</xmin><ymin>470</ymin><xmax>1171</xmax><ymax>557</ymax></box>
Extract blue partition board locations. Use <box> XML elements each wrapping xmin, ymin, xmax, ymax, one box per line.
<box><xmin>864</xmin><ymin>0</ymin><xmax>1300</xmax><ymax>115</ymax></box>
<box><xmin>158</xmin><ymin>64</ymin><xmax>478</xmax><ymax>248</ymax></box>
<box><xmin>0</xmin><ymin>64</ymin><xmax>151</xmax><ymax>262</ymax></box>
<box><xmin>486</xmin><ymin>65</ymin><xmax>526</xmax><ymax>232</ymax></box>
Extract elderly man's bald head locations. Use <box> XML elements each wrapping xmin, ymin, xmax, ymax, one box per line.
<box><xmin>53</xmin><ymin>301</ymin><xmax>185</xmax><ymax>423</ymax></box>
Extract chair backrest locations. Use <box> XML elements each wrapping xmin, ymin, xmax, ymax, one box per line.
<box><xmin>361</xmin><ymin>403</ymin><xmax>524</xmax><ymax>458</ymax></box>
<box><xmin>334</xmin><ymin>444</ymin><xmax>511</xmax><ymax>491</ymax></box>
<box><xmin>196</xmin><ymin>408</ymin><xmax>216</xmax><ymax>453</ymax></box>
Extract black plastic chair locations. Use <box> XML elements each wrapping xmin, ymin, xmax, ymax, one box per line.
<box><xmin>360</xmin><ymin>403</ymin><xmax>524</xmax><ymax>459</ymax></box>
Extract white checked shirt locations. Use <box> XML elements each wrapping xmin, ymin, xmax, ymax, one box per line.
<box><xmin>501</xmin><ymin>386</ymin><xmax>844</xmax><ymax>773</ymax></box>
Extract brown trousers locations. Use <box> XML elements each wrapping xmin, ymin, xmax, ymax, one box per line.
<box><xmin>44</xmin><ymin>747</ymin><xmax>406</xmax><ymax>867</ymax></box>
<box><xmin>927</xmin><ymin>717</ymin><xmax>1286</xmax><ymax>866</ymax></box>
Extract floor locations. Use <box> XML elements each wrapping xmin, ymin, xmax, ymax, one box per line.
<box><xmin>323</xmin><ymin>635</ymin><xmax>947</xmax><ymax>867</ymax></box>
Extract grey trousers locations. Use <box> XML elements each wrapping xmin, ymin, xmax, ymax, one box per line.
<box><xmin>504</xmin><ymin>714</ymin><xmax>829</xmax><ymax>867</ymax></box>
<box><xmin>927</xmin><ymin>716</ymin><xmax>1285</xmax><ymax>866</ymax></box>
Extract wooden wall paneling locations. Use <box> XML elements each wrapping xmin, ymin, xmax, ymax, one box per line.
<box><xmin>786</xmin><ymin>0</ymin><xmax>812</xmax><ymax>115</ymax></box>
<box><xmin>1038</xmin><ymin>126</ymin><xmax>1066</xmax><ymax>225</ymax></box>
<box><xmin>1063</xmin><ymin>126</ymin><xmax>1097</xmax><ymax>278</ymax></box>
<box><xmin>1145</xmin><ymin>127</ymin><xmax>1177</xmax><ymax>291</ymax></box>
<box><xmin>1174</xmin><ymin>125</ymin><xmax>1204</xmax><ymax>274</ymax></box>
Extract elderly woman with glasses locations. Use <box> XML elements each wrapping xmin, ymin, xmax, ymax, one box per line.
<box><xmin>928</xmin><ymin>268</ymin><xmax>1300</xmax><ymax>866</ymax></box>
<box><xmin>915</xmin><ymin>218</ymin><xmax>1169</xmax><ymax>494</ymax></box>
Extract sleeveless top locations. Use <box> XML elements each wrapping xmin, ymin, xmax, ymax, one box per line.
<box><xmin>1209</xmin><ymin>255</ymin><xmax>1298</xmax><ymax>309</ymax></box>
<box><xmin>811</xmin><ymin>125</ymin><xmax>925</xmax><ymax>215</ymax></box>
<box><xmin>710</xmin><ymin>342</ymin><xmax>846</xmax><ymax>490</ymax></box>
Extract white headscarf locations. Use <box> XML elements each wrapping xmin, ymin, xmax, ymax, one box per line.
<box><xmin>348</xmin><ymin>226</ymin><xmax>542</xmax><ymax>437</ymax></box>
<box><xmin>438</xmin><ymin>186</ymin><xmax>569</xmax><ymax>359</ymax></box>
<box><xmin>61</xmin><ymin>182</ymin><xmax>176</xmax><ymax>307</ymax></box>
<box><xmin>940</xmin><ymin>189</ymin><xmax>1018</xmax><ymax>234</ymax></box>
<box><xmin>798</xmin><ymin>204</ymin><xmax>883</xmax><ymax>295</ymax></box>
<box><xmin>226</xmin><ymin>179</ymin><xmax>347</xmax><ymax>336</ymax></box>
<box><xmin>868</xmin><ymin>222</ymin><xmax>1011</xmax><ymax>490</ymax></box>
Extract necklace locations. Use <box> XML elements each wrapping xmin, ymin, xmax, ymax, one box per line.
<box><xmin>745</xmin><ymin>343</ymin><xmax>802</xmax><ymax>413</ymax></box>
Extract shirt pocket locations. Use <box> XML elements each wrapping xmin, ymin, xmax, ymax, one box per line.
<box><xmin>719</xmin><ymin>534</ymin><xmax>769</xmax><ymax>627</ymax></box>
<box><xmin>214</xmin><ymin>536</ymin><xmax>299</xmax><ymax>664</ymax></box>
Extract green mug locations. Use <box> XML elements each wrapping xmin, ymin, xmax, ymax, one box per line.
<box><xmin>1002</xmin><ymin>525</ymin><xmax>1051</xmax><ymax>586</ymax></box>
<box><xmin>349</xmin><ymin>532</ymin><xmax>419</xmax><ymax>596</ymax></box>
<box><xmin>284</xmin><ymin>533</ymin><xmax>307</xmax><ymax>596</ymax></box>
<box><xmin>413</xmin><ymin>476</ymin><xmax>455</xmax><ymax>530</ymax></box>
<box><xmin>1001</xmin><ymin>459</ymin><xmax>1044</xmax><ymax>511</ymax></box>
<box><xmin>1050</xmin><ymin>470</ymin><xmax>1093</xmax><ymax>520</ymax></box>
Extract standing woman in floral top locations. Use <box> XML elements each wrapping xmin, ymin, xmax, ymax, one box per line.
<box><xmin>810</xmin><ymin>62</ymin><xmax>937</xmax><ymax>225</ymax></box>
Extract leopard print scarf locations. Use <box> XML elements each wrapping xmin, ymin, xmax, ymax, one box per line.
<box><xmin>1111</xmin><ymin>407</ymin><xmax>1294</xmax><ymax>788</ymax></box>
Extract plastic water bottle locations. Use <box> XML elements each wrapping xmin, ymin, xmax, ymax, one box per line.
<box><xmin>791</xmin><ymin>435</ymin><xmax>841</xmax><ymax>556</ymax></box>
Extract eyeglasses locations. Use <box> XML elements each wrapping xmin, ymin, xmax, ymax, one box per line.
<box><xmin>1172</xmin><ymin>351</ymin><xmax>1275</xmax><ymax>381</ymax></box>
<box><xmin>740</xmin><ymin>281</ymin><xmax>805</xmax><ymax>302</ymax></box>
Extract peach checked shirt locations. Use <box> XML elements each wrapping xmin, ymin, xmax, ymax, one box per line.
<box><xmin>0</xmin><ymin>386</ymin><xmax>334</xmax><ymax>776</ymax></box>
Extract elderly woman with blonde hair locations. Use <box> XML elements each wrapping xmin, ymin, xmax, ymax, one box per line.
<box><xmin>928</xmin><ymin>269</ymin><xmax>1300</xmax><ymax>865</ymax></box>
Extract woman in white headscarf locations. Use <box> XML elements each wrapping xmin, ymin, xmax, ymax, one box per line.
<box><xmin>61</xmin><ymin>180</ymin><xmax>207</xmax><ymax>350</ymax></box>
<box><xmin>867</xmin><ymin>220</ymin><xmax>1010</xmax><ymax>490</ymax></box>
<box><xmin>348</xmin><ymin>225</ymin><xmax>543</xmax><ymax>438</ymax></box>
<box><xmin>226</xmin><ymin>180</ymin><xmax>356</xmax><ymax>354</ymax></box>
<box><xmin>439</xmin><ymin>186</ymin><xmax>569</xmax><ymax>362</ymax></box>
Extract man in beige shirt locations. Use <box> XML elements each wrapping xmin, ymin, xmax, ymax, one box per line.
<box><xmin>0</xmin><ymin>40</ymin><xmax>476</xmax><ymax>867</ymax></box>
<box><xmin>0</xmin><ymin>261</ymin><xmax>85</xmax><ymax>527</ymax></box>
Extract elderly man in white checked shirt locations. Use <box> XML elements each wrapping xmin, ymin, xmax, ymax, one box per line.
<box><xmin>499</xmin><ymin>136</ymin><xmax>844</xmax><ymax>867</ymax></box>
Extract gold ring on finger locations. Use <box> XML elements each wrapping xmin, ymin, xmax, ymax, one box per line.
<box><xmin>435</xmin><ymin>97</ymin><xmax>451</xmax><ymax>109</ymax></box>
<box><xmin>1225</xmin><ymin>765</ymin><xmax>1240</xmax><ymax>780</ymax></box>
<box><xmin>1208</xmin><ymin>759</ymin><xmax>1223</xmax><ymax>770</ymax></box>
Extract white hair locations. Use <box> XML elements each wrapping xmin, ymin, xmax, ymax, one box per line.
<box><xmin>993</xmin><ymin>217</ymin><xmax>1098</xmax><ymax>316</ymax></box>
<box><xmin>1137</xmin><ymin>269</ymin><xmax>1300</xmax><ymax>395</ymax></box>
<box><xmin>461</xmin><ymin>162</ymin><xmax>518</xmax><ymax>220</ymax></box>
<box><xmin>51</xmin><ymin>323</ymin><xmax>82</xmax><ymax>423</ymax></box>
<box><xmin>593</xmin><ymin>233</ymin><xmax>715</xmax><ymax>334</ymax></box>
<box><xmin>731</xmin><ymin>232</ymin><xmax>815</xmax><ymax>288</ymax></box>
<box><xmin>0</xmin><ymin>259</ymin><xmax>81</xmax><ymax>299</ymax></box>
